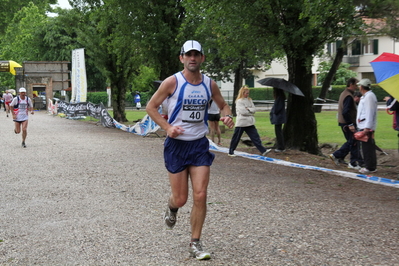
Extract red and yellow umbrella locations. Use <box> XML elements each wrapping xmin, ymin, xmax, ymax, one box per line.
<box><xmin>370</xmin><ymin>53</ymin><xmax>399</xmax><ymax>100</ymax></box>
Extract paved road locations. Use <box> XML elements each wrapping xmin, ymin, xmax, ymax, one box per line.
<box><xmin>1</xmin><ymin>111</ymin><xmax>399</xmax><ymax>265</ymax></box>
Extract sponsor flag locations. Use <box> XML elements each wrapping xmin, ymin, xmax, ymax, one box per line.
<box><xmin>71</xmin><ymin>48</ymin><xmax>87</xmax><ymax>103</ymax></box>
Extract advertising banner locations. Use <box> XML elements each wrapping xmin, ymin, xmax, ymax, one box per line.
<box><xmin>71</xmin><ymin>48</ymin><xmax>87</xmax><ymax>103</ymax></box>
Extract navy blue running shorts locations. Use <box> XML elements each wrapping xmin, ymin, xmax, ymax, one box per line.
<box><xmin>164</xmin><ymin>136</ymin><xmax>215</xmax><ymax>174</ymax></box>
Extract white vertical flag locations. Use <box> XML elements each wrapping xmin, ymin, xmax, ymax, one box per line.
<box><xmin>71</xmin><ymin>48</ymin><xmax>87</xmax><ymax>103</ymax></box>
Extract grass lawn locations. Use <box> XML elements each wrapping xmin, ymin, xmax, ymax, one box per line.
<box><xmin>107</xmin><ymin>109</ymin><xmax>397</xmax><ymax>150</ymax></box>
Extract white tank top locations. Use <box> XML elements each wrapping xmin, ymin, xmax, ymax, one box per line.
<box><xmin>167</xmin><ymin>72</ymin><xmax>212</xmax><ymax>141</ymax></box>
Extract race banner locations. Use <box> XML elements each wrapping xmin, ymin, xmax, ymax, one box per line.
<box><xmin>57</xmin><ymin>101</ymin><xmax>115</xmax><ymax>128</ymax></box>
<box><xmin>57</xmin><ymin>102</ymin><xmax>162</xmax><ymax>135</ymax></box>
<box><xmin>113</xmin><ymin>113</ymin><xmax>160</xmax><ymax>136</ymax></box>
<box><xmin>71</xmin><ymin>48</ymin><xmax>87</xmax><ymax>103</ymax></box>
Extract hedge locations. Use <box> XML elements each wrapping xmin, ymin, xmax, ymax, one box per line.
<box><xmin>86</xmin><ymin>85</ymin><xmax>390</xmax><ymax>106</ymax></box>
<box><xmin>86</xmin><ymin>91</ymin><xmax>152</xmax><ymax>106</ymax></box>
<box><xmin>250</xmin><ymin>84</ymin><xmax>389</xmax><ymax>102</ymax></box>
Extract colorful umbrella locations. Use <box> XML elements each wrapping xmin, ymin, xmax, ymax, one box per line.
<box><xmin>370</xmin><ymin>52</ymin><xmax>399</xmax><ymax>100</ymax></box>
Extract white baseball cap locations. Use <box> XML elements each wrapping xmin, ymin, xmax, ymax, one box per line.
<box><xmin>357</xmin><ymin>78</ymin><xmax>371</xmax><ymax>88</ymax></box>
<box><xmin>19</xmin><ymin>87</ymin><xmax>26</xmax><ymax>92</ymax></box>
<box><xmin>180</xmin><ymin>40</ymin><xmax>204</xmax><ymax>55</ymax></box>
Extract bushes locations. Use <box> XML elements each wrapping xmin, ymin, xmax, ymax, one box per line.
<box><xmin>86</xmin><ymin>91</ymin><xmax>152</xmax><ymax>106</ymax></box>
<box><xmin>250</xmin><ymin>85</ymin><xmax>388</xmax><ymax>101</ymax></box>
<box><xmin>86</xmin><ymin>84</ymin><xmax>389</xmax><ymax>106</ymax></box>
<box><xmin>87</xmin><ymin>91</ymin><xmax>108</xmax><ymax>104</ymax></box>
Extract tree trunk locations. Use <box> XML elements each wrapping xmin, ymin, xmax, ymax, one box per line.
<box><xmin>284</xmin><ymin>56</ymin><xmax>319</xmax><ymax>154</ymax></box>
<box><xmin>231</xmin><ymin>61</ymin><xmax>244</xmax><ymax>116</ymax></box>
<box><xmin>314</xmin><ymin>38</ymin><xmax>347</xmax><ymax>113</ymax></box>
<box><xmin>110</xmin><ymin>75</ymin><xmax>128</xmax><ymax>122</ymax></box>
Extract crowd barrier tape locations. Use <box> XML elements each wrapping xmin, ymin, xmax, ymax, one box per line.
<box><xmin>208</xmin><ymin>140</ymin><xmax>399</xmax><ymax>189</ymax></box>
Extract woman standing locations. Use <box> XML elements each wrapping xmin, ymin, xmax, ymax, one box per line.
<box><xmin>270</xmin><ymin>88</ymin><xmax>286</xmax><ymax>152</ymax></box>
<box><xmin>228</xmin><ymin>86</ymin><xmax>270</xmax><ymax>157</ymax></box>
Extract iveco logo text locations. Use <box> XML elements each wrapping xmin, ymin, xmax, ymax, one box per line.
<box><xmin>183</xmin><ymin>99</ymin><xmax>207</xmax><ymax>104</ymax></box>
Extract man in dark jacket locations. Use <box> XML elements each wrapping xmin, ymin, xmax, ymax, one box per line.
<box><xmin>330</xmin><ymin>77</ymin><xmax>364</xmax><ymax>169</ymax></box>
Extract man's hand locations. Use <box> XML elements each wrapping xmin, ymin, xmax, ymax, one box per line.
<box><xmin>220</xmin><ymin>116</ymin><xmax>234</xmax><ymax>129</ymax></box>
<box><xmin>166</xmin><ymin>126</ymin><xmax>185</xmax><ymax>138</ymax></box>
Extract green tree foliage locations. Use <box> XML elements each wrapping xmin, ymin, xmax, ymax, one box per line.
<box><xmin>317</xmin><ymin>62</ymin><xmax>357</xmax><ymax>86</ymax></box>
<box><xmin>69</xmin><ymin>0</ymin><xmax>185</xmax><ymax>122</ymax></box>
<box><xmin>40</xmin><ymin>8</ymin><xmax>107</xmax><ymax>91</ymax></box>
<box><xmin>0</xmin><ymin>3</ymin><xmax>49</xmax><ymax>89</ymax></box>
<box><xmin>182</xmin><ymin>0</ymin><xmax>362</xmax><ymax>153</ymax></box>
<box><xmin>130</xmin><ymin>65</ymin><xmax>158</xmax><ymax>94</ymax></box>
<box><xmin>1</xmin><ymin>3</ymin><xmax>48</xmax><ymax>62</ymax></box>
<box><xmin>355</xmin><ymin>0</ymin><xmax>399</xmax><ymax>38</ymax></box>
<box><xmin>0</xmin><ymin>0</ymin><xmax>56</xmax><ymax>35</ymax></box>
<box><xmin>182</xmin><ymin>1</ymin><xmax>281</xmax><ymax>115</ymax></box>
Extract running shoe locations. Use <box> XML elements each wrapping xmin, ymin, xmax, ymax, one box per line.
<box><xmin>228</xmin><ymin>153</ymin><xmax>236</xmax><ymax>157</ymax></box>
<box><xmin>189</xmin><ymin>241</ymin><xmax>211</xmax><ymax>260</ymax></box>
<box><xmin>262</xmin><ymin>149</ymin><xmax>271</xmax><ymax>156</ymax></box>
<box><xmin>348</xmin><ymin>163</ymin><xmax>361</xmax><ymax>170</ymax></box>
<box><xmin>22</xmin><ymin>142</ymin><xmax>26</xmax><ymax>148</ymax></box>
<box><xmin>329</xmin><ymin>154</ymin><xmax>340</xmax><ymax>166</ymax></box>
<box><xmin>359</xmin><ymin>168</ymin><xmax>377</xmax><ymax>174</ymax></box>
<box><xmin>164</xmin><ymin>206</ymin><xmax>177</xmax><ymax>229</ymax></box>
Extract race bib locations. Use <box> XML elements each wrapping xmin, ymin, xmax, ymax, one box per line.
<box><xmin>182</xmin><ymin>99</ymin><xmax>207</xmax><ymax>123</ymax></box>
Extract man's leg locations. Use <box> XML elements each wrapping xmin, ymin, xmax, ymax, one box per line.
<box><xmin>14</xmin><ymin>121</ymin><xmax>21</xmax><ymax>134</ymax></box>
<box><xmin>21</xmin><ymin>120</ymin><xmax>28</xmax><ymax>147</ymax></box>
<box><xmin>22</xmin><ymin>120</ymin><xmax>28</xmax><ymax>142</ymax></box>
<box><xmin>188</xmin><ymin>165</ymin><xmax>210</xmax><ymax>240</ymax></box>
<box><xmin>362</xmin><ymin>134</ymin><xmax>377</xmax><ymax>171</ymax></box>
<box><xmin>333</xmin><ymin>126</ymin><xmax>351</xmax><ymax>159</ymax></box>
<box><xmin>164</xmin><ymin>169</ymin><xmax>189</xmax><ymax>229</ymax></box>
<box><xmin>188</xmin><ymin>165</ymin><xmax>211</xmax><ymax>260</ymax></box>
<box><xmin>168</xmin><ymin>169</ymin><xmax>189</xmax><ymax>209</ymax></box>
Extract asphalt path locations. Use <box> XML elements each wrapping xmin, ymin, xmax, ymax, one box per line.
<box><xmin>1</xmin><ymin>111</ymin><xmax>399</xmax><ymax>265</ymax></box>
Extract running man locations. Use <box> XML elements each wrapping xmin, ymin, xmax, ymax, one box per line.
<box><xmin>146</xmin><ymin>40</ymin><xmax>234</xmax><ymax>260</ymax></box>
<box><xmin>10</xmin><ymin>87</ymin><xmax>34</xmax><ymax>148</ymax></box>
<box><xmin>3</xmin><ymin>90</ymin><xmax>14</xmax><ymax>117</ymax></box>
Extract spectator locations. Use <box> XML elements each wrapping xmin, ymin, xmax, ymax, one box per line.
<box><xmin>356</xmin><ymin>79</ymin><xmax>378</xmax><ymax>174</ymax></box>
<box><xmin>329</xmin><ymin>77</ymin><xmax>364</xmax><ymax>169</ymax></box>
<box><xmin>228</xmin><ymin>85</ymin><xmax>271</xmax><ymax>157</ymax></box>
<box><xmin>207</xmin><ymin>99</ymin><xmax>222</xmax><ymax>145</ymax></box>
<box><xmin>134</xmin><ymin>92</ymin><xmax>141</xmax><ymax>110</ymax></box>
<box><xmin>270</xmin><ymin>88</ymin><xmax>286</xmax><ymax>152</ymax></box>
<box><xmin>384</xmin><ymin>95</ymin><xmax>399</xmax><ymax>153</ymax></box>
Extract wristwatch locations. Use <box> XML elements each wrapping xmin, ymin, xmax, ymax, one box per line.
<box><xmin>225</xmin><ymin>115</ymin><xmax>233</xmax><ymax>119</ymax></box>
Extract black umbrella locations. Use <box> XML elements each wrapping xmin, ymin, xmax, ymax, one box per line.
<box><xmin>257</xmin><ymin>77</ymin><xmax>304</xmax><ymax>97</ymax></box>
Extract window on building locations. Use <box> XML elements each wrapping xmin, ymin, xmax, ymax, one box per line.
<box><xmin>363</xmin><ymin>39</ymin><xmax>379</xmax><ymax>55</ymax></box>
<box><xmin>246</xmin><ymin>76</ymin><xmax>254</xmax><ymax>87</ymax></box>
<box><xmin>351</xmin><ymin>40</ymin><xmax>362</xmax><ymax>55</ymax></box>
